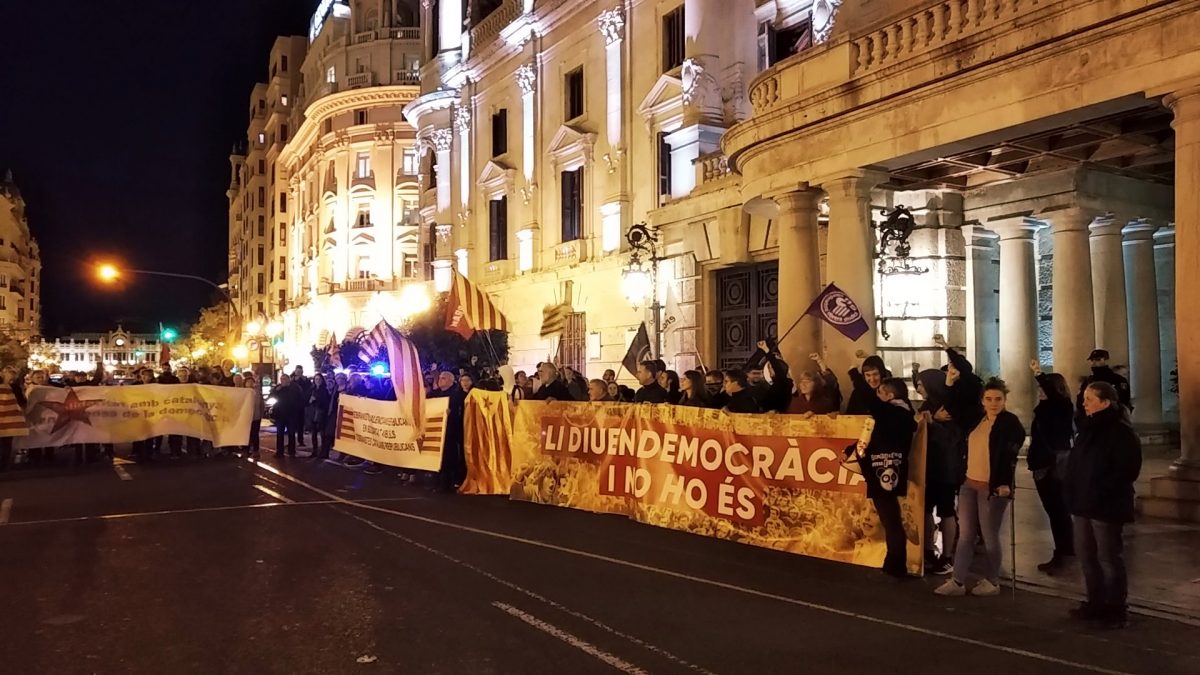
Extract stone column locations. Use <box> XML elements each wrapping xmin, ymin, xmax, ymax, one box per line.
<box><xmin>1166</xmin><ymin>87</ymin><xmax>1200</xmax><ymax>476</ymax></box>
<box><xmin>1154</xmin><ymin>224</ymin><xmax>1178</xmax><ymax>423</ymax></box>
<box><xmin>993</xmin><ymin>217</ymin><xmax>1041</xmax><ymax>426</ymax></box>
<box><xmin>822</xmin><ymin>171</ymin><xmax>886</xmax><ymax>382</ymax></box>
<box><xmin>1122</xmin><ymin>220</ymin><xmax>1163</xmax><ymax>424</ymax></box>
<box><xmin>1089</xmin><ymin>214</ymin><xmax>1130</xmax><ymax>365</ymax></box>
<box><xmin>962</xmin><ymin>225</ymin><xmax>999</xmax><ymax>375</ymax></box>
<box><xmin>1048</xmin><ymin>208</ymin><xmax>1097</xmax><ymax>393</ymax></box>
<box><xmin>774</xmin><ymin>189</ymin><xmax>823</xmax><ymax>373</ymax></box>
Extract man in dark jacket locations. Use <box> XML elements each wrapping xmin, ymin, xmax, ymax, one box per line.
<box><xmin>744</xmin><ymin>340</ymin><xmax>794</xmax><ymax>413</ymax></box>
<box><xmin>705</xmin><ymin>370</ymin><xmax>728</xmax><ymax>409</ymax></box>
<box><xmin>721</xmin><ymin>369</ymin><xmax>761</xmax><ymax>413</ymax></box>
<box><xmin>858</xmin><ymin>378</ymin><xmax>918</xmax><ymax>578</ymax></box>
<box><xmin>1075</xmin><ymin>349</ymin><xmax>1132</xmax><ymax>421</ymax></box>
<box><xmin>633</xmin><ymin>360</ymin><xmax>669</xmax><ymax>403</ymax></box>
<box><xmin>430</xmin><ymin>371</ymin><xmax>467</xmax><ymax>491</ymax></box>
<box><xmin>269</xmin><ymin>374</ymin><xmax>303</xmax><ymax>457</ymax></box>
<box><xmin>530</xmin><ymin>363</ymin><xmax>572</xmax><ymax>401</ymax></box>
<box><xmin>1066</xmin><ymin>381</ymin><xmax>1142</xmax><ymax>628</ymax></box>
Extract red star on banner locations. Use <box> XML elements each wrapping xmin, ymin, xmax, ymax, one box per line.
<box><xmin>37</xmin><ymin>389</ymin><xmax>104</xmax><ymax>433</ymax></box>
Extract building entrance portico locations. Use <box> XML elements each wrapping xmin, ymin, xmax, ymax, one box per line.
<box><xmin>723</xmin><ymin>0</ymin><xmax>1200</xmax><ymax>518</ymax></box>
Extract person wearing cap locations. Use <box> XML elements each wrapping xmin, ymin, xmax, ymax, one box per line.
<box><xmin>1075</xmin><ymin>350</ymin><xmax>1132</xmax><ymax>425</ymax></box>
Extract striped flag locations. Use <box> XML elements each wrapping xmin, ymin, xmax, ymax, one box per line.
<box><xmin>0</xmin><ymin>385</ymin><xmax>29</xmax><ymax>438</ymax></box>
<box><xmin>445</xmin><ymin>270</ymin><xmax>509</xmax><ymax>339</ymax></box>
<box><xmin>380</xmin><ymin>320</ymin><xmax>426</xmax><ymax>438</ymax></box>
<box><xmin>539</xmin><ymin>302</ymin><xmax>572</xmax><ymax>338</ymax></box>
<box><xmin>357</xmin><ymin>322</ymin><xmax>390</xmax><ymax>363</ymax></box>
<box><xmin>326</xmin><ymin>333</ymin><xmax>342</xmax><ymax>369</ymax></box>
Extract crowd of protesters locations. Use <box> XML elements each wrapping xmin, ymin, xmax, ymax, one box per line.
<box><xmin>0</xmin><ymin>332</ymin><xmax>1144</xmax><ymax>629</ymax></box>
<box><xmin>0</xmin><ymin>360</ymin><xmax>250</xmax><ymax>470</ymax></box>
<box><xmin>497</xmin><ymin>335</ymin><xmax>1141</xmax><ymax>629</ymax></box>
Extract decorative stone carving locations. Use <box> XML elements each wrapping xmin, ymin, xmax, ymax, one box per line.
<box><xmin>601</xmin><ymin>148</ymin><xmax>624</xmax><ymax>174</ymax></box>
<box><xmin>597</xmin><ymin>6</ymin><xmax>625</xmax><ymax>46</ymax></box>
<box><xmin>431</xmin><ymin>128</ymin><xmax>453</xmax><ymax>152</ymax></box>
<box><xmin>519</xmin><ymin>183</ymin><xmax>537</xmax><ymax>205</ymax></box>
<box><xmin>813</xmin><ymin>0</ymin><xmax>842</xmax><ymax>45</ymax></box>
<box><xmin>515</xmin><ymin>63</ymin><xmax>536</xmax><ymax>95</ymax></box>
<box><xmin>334</xmin><ymin>130</ymin><xmax>352</xmax><ymax>148</ymax></box>
<box><xmin>749</xmin><ymin>76</ymin><xmax>779</xmax><ymax>111</ymax></box>
<box><xmin>373</xmin><ymin>124</ymin><xmax>396</xmax><ymax>145</ymax></box>
<box><xmin>435</xmin><ymin>223</ymin><xmax>453</xmax><ymax>241</ymax></box>
<box><xmin>682</xmin><ymin>58</ymin><xmax>723</xmax><ymax>119</ymax></box>
<box><xmin>453</xmin><ymin>105</ymin><xmax>472</xmax><ymax>134</ymax></box>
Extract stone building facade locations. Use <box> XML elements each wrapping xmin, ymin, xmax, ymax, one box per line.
<box><xmin>0</xmin><ymin>171</ymin><xmax>42</xmax><ymax>338</ymax></box>
<box><xmin>45</xmin><ymin>326</ymin><xmax>160</xmax><ymax>376</ymax></box>
<box><xmin>228</xmin><ymin>1</ymin><xmax>425</xmax><ymax>366</ymax></box>
<box><xmin>404</xmin><ymin>0</ymin><xmax>1194</xmax><ymax>516</ymax></box>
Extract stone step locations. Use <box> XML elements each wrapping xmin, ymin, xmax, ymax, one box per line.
<box><xmin>1136</xmin><ymin>494</ymin><xmax>1200</xmax><ymax>522</ymax></box>
<box><xmin>1147</xmin><ymin>475</ymin><xmax>1200</xmax><ymax>501</ymax></box>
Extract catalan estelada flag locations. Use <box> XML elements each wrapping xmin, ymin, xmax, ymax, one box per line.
<box><xmin>0</xmin><ymin>385</ymin><xmax>28</xmax><ymax>438</ymax></box>
<box><xmin>445</xmin><ymin>270</ymin><xmax>510</xmax><ymax>338</ymax></box>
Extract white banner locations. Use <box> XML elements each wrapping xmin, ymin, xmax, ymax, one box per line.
<box><xmin>334</xmin><ymin>395</ymin><xmax>447</xmax><ymax>470</ymax></box>
<box><xmin>16</xmin><ymin>384</ymin><xmax>254</xmax><ymax>449</ymax></box>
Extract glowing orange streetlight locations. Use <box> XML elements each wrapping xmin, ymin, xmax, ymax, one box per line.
<box><xmin>97</xmin><ymin>263</ymin><xmax>120</xmax><ymax>283</ymax></box>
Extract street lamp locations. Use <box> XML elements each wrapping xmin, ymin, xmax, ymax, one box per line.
<box><xmin>623</xmin><ymin>222</ymin><xmax>663</xmax><ymax>358</ymax></box>
<box><xmin>95</xmin><ymin>262</ymin><xmax>241</xmax><ymax>338</ymax></box>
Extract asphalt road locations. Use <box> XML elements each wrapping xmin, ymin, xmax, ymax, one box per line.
<box><xmin>2</xmin><ymin>439</ymin><xmax>1198</xmax><ymax>675</ymax></box>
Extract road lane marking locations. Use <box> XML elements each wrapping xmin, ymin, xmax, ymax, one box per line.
<box><xmin>252</xmin><ymin>460</ymin><xmax>1134</xmax><ymax>675</ymax></box>
<box><xmin>112</xmin><ymin>463</ymin><xmax>133</xmax><ymax>481</ymax></box>
<box><xmin>0</xmin><ymin>497</ymin><xmax>427</xmax><ymax>527</ymax></box>
<box><xmin>493</xmin><ymin>602</ymin><xmax>649</xmax><ymax>674</ymax></box>
<box><xmin>253</xmin><ymin>484</ymin><xmax>294</xmax><ymax>503</ymax></box>
<box><xmin>0</xmin><ymin>498</ymin><xmax>12</xmax><ymax>525</ymax></box>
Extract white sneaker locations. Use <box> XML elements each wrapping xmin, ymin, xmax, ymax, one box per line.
<box><xmin>970</xmin><ymin>579</ymin><xmax>1000</xmax><ymax>596</ymax></box>
<box><xmin>934</xmin><ymin>579</ymin><xmax>966</xmax><ymax>596</ymax></box>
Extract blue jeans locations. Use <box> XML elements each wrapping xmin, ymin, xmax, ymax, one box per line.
<box><xmin>1073</xmin><ymin>516</ymin><xmax>1127</xmax><ymax>609</ymax></box>
<box><xmin>952</xmin><ymin>483</ymin><xmax>1010</xmax><ymax>585</ymax></box>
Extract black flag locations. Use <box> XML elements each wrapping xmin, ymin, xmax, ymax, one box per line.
<box><xmin>621</xmin><ymin>322</ymin><xmax>653</xmax><ymax>377</ymax></box>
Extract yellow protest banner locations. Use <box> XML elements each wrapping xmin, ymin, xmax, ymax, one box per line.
<box><xmin>16</xmin><ymin>385</ymin><xmax>254</xmax><ymax>449</ymax></box>
<box><xmin>467</xmin><ymin>400</ymin><xmax>926</xmax><ymax>575</ymax></box>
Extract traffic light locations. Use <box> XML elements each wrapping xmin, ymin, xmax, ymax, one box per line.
<box><xmin>160</xmin><ymin>326</ymin><xmax>178</xmax><ymax>343</ymax></box>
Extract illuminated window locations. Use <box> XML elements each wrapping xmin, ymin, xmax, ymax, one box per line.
<box><xmin>281</xmin><ymin>95</ymin><xmax>289</xmax><ymax>107</ymax></box>
<box><xmin>402</xmin><ymin>148</ymin><xmax>419</xmax><ymax>175</ymax></box>
<box><xmin>258</xmin><ymin>133</ymin><xmax>265</xmax><ymax>144</ymax></box>
<box><xmin>356</xmin><ymin>152</ymin><xmax>371</xmax><ymax>178</ymax></box>
<box><xmin>326</xmin><ymin>66</ymin><xmax>336</xmax><ymax>84</ymax></box>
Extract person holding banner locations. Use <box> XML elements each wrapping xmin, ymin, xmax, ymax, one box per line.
<box><xmin>677</xmin><ymin>370</ymin><xmax>712</xmax><ymax>408</ymax></box>
<box><xmin>855</xmin><ymin>378</ymin><xmax>918</xmax><ymax>579</ymax></box>
<box><xmin>244</xmin><ymin>376</ymin><xmax>265</xmax><ymax>457</ymax></box>
<box><xmin>934</xmin><ymin>336</ymin><xmax>1026</xmax><ymax>597</ymax></box>
<box><xmin>0</xmin><ymin>366</ymin><xmax>28</xmax><ymax>470</ymax></box>
<box><xmin>720</xmin><ymin>370</ymin><xmax>761</xmax><ymax>414</ymax></box>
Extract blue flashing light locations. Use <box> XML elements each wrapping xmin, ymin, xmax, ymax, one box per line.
<box><xmin>369</xmin><ymin>362</ymin><xmax>388</xmax><ymax>377</ymax></box>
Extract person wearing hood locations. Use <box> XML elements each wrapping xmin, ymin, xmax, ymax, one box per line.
<box><xmin>1065</xmin><ymin>381</ymin><xmax>1142</xmax><ymax>629</ymax></box>
<box><xmin>913</xmin><ymin>365</ymin><xmax>961</xmax><ymax>576</ymax></box>
<box><xmin>849</xmin><ymin>377</ymin><xmax>917</xmax><ymax>579</ymax></box>
<box><xmin>1075</xmin><ymin>349</ymin><xmax>1131</xmax><ymax>423</ymax></box>
<box><xmin>1029</xmin><ymin>360</ymin><xmax>1077</xmax><ymax>575</ymax></box>
<box><xmin>846</xmin><ymin>351</ymin><xmax>891</xmax><ymax>414</ymax></box>
<box><xmin>934</xmin><ymin>335</ymin><xmax>1025</xmax><ymax>597</ymax></box>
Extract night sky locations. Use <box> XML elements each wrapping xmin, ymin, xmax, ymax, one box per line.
<box><xmin>0</xmin><ymin>1</ymin><xmax>315</xmax><ymax>336</ymax></box>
